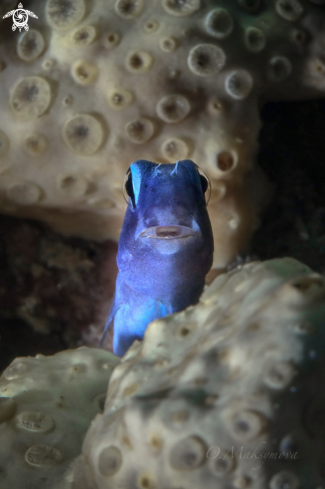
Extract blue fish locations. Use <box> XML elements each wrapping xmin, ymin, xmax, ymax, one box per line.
<box><xmin>100</xmin><ymin>159</ymin><xmax>214</xmax><ymax>356</ymax></box>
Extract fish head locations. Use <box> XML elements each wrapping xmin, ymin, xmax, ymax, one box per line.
<box><xmin>118</xmin><ymin>159</ymin><xmax>213</xmax><ymax>260</ymax></box>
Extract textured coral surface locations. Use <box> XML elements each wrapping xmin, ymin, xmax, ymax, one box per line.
<box><xmin>1</xmin><ymin>3</ymin><xmax>325</xmax><ymax>485</ymax></box>
<box><xmin>1</xmin><ymin>0</ymin><xmax>325</xmax><ymax>267</ymax></box>
<box><xmin>1</xmin><ymin>259</ymin><xmax>325</xmax><ymax>488</ymax></box>
<box><xmin>0</xmin><ymin>347</ymin><xmax>120</xmax><ymax>489</ymax></box>
<box><xmin>72</xmin><ymin>258</ymin><xmax>325</xmax><ymax>489</ymax></box>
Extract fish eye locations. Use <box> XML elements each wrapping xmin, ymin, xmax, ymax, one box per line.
<box><xmin>122</xmin><ymin>167</ymin><xmax>136</xmax><ymax>208</ymax></box>
<box><xmin>200</xmin><ymin>174</ymin><xmax>208</xmax><ymax>194</ymax></box>
<box><xmin>196</xmin><ymin>166</ymin><xmax>211</xmax><ymax>205</ymax></box>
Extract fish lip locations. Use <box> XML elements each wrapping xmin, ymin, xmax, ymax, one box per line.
<box><xmin>138</xmin><ymin>225</ymin><xmax>199</xmax><ymax>240</ymax></box>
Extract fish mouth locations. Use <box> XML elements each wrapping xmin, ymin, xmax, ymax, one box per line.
<box><xmin>139</xmin><ymin>225</ymin><xmax>198</xmax><ymax>240</ymax></box>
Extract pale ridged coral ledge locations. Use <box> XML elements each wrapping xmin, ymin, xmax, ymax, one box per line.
<box><xmin>1</xmin><ymin>257</ymin><xmax>325</xmax><ymax>488</ymax></box>
<box><xmin>1</xmin><ymin>0</ymin><xmax>325</xmax><ymax>267</ymax></box>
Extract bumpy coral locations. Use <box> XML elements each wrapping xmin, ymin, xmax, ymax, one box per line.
<box><xmin>72</xmin><ymin>258</ymin><xmax>325</xmax><ymax>488</ymax></box>
<box><xmin>0</xmin><ymin>347</ymin><xmax>120</xmax><ymax>489</ymax></box>
<box><xmin>0</xmin><ymin>1</ymin><xmax>325</xmax><ymax>266</ymax></box>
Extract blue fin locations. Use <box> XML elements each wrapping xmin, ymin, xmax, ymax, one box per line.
<box><xmin>100</xmin><ymin>299</ymin><xmax>121</xmax><ymax>348</ymax></box>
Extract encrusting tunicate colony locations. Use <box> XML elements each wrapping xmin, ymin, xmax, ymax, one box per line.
<box><xmin>2</xmin><ymin>257</ymin><xmax>325</xmax><ymax>488</ymax></box>
<box><xmin>0</xmin><ymin>347</ymin><xmax>120</xmax><ymax>489</ymax></box>
<box><xmin>71</xmin><ymin>258</ymin><xmax>325</xmax><ymax>489</ymax></box>
<box><xmin>0</xmin><ymin>0</ymin><xmax>325</xmax><ymax>267</ymax></box>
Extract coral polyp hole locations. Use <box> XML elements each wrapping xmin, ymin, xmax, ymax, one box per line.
<box><xmin>160</xmin><ymin>37</ymin><xmax>177</xmax><ymax>52</ymax></box>
<box><xmin>25</xmin><ymin>445</ymin><xmax>62</xmax><ymax>466</ymax></box>
<box><xmin>126</xmin><ymin>51</ymin><xmax>153</xmax><ymax>73</ymax></box>
<box><xmin>161</xmin><ymin>138</ymin><xmax>189</xmax><ymax>161</ymax></box>
<box><xmin>144</xmin><ymin>20</ymin><xmax>159</xmax><ymax>33</ymax></box>
<box><xmin>115</xmin><ymin>0</ymin><xmax>144</xmax><ymax>18</ymax></box>
<box><xmin>208</xmin><ymin>98</ymin><xmax>224</xmax><ymax>114</ymax></box>
<box><xmin>46</xmin><ymin>0</ymin><xmax>86</xmax><ymax>31</ymax></box>
<box><xmin>138</xmin><ymin>473</ymin><xmax>156</xmax><ymax>489</ymax></box>
<box><xmin>268</xmin><ymin>56</ymin><xmax>292</xmax><ymax>82</ymax></box>
<box><xmin>63</xmin><ymin>114</ymin><xmax>104</xmax><ymax>155</ymax></box>
<box><xmin>72</xmin><ymin>60</ymin><xmax>98</xmax><ymax>85</ymax></box>
<box><xmin>227</xmin><ymin>410</ymin><xmax>265</xmax><ymax>442</ymax></box>
<box><xmin>275</xmin><ymin>0</ymin><xmax>303</xmax><ymax>21</ymax></box>
<box><xmin>169</xmin><ymin>436</ymin><xmax>207</xmax><ymax>470</ymax></box>
<box><xmin>180</xmin><ymin>327</ymin><xmax>189</xmax><ymax>336</ymax></box>
<box><xmin>216</xmin><ymin>151</ymin><xmax>236</xmax><ymax>172</ymax></box>
<box><xmin>108</xmin><ymin>88</ymin><xmax>133</xmax><ymax>111</ymax></box>
<box><xmin>315</xmin><ymin>61</ymin><xmax>325</xmax><ymax>74</ymax></box>
<box><xmin>42</xmin><ymin>59</ymin><xmax>55</xmax><ymax>70</ymax></box>
<box><xmin>72</xmin><ymin>25</ymin><xmax>97</xmax><ymax>46</ymax></box>
<box><xmin>104</xmin><ymin>32</ymin><xmax>121</xmax><ymax>48</ymax></box>
<box><xmin>156</xmin><ymin>94</ymin><xmax>190</xmax><ymax>123</ymax></box>
<box><xmin>188</xmin><ymin>43</ymin><xmax>226</xmax><ymax>76</ymax></box>
<box><xmin>125</xmin><ymin>118</ymin><xmax>154</xmax><ymax>144</ymax></box>
<box><xmin>245</xmin><ymin>27</ymin><xmax>266</xmax><ymax>52</ymax></box>
<box><xmin>162</xmin><ymin>0</ymin><xmax>200</xmax><ymax>16</ymax></box>
<box><xmin>269</xmin><ymin>471</ymin><xmax>299</xmax><ymax>489</ymax></box>
<box><xmin>264</xmin><ymin>362</ymin><xmax>295</xmax><ymax>389</ymax></box>
<box><xmin>132</xmin><ymin>56</ymin><xmax>142</xmax><ymax>68</ymax></box>
<box><xmin>211</xmin><ymin>449</ymin><xmax>236</xmax><ymax>475</ymax></box>
<box><xmin>62</xmin><ymin>95</ymin><xmax>73</xmax><ymax>107</ymax></box>
<box><xmin>98</xmin><ymin>446</ymin><xmax>122</xmax><ymax>476</ymax></box>
<box><xmin>57</xmin><ymin>174</ymin><xmax>90</xmax><ymax>198</ymax></box>
<box><xmin>17</xmin><ymin>30</ymin><xmax>45</xmax><ymax>62</ymax></box>
<box><xmin>225</xmin><ymin>70</ymin><xmax>253</xmax><ymax>99</ymax></box>
<box><xmin>205</xmin><ymin>8</ymin><xmax>234</xmax><ymax>39</ymax></box>
<box><xmin>17</xmin><ymin>412</ymin><xmax>54</xmax><ymax>433</ymax></box>
<box><xmin>25</xmin><ymin>133</ymin><xmax>48</xmax><ymax>156</ymax></box>
<box><xmin>291</xmin><ymin>29</ymin><xmax>307</xmax><ymax>45</ymax></box>
<box><xmin>10</xmin><ymin>76</ymin><xmax>52</xmax><ymax>119</ymax></box>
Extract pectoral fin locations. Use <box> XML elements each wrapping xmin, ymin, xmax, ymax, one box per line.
<box><xmin>100</xmin><ymin>299</ymin><xmax>121</xmax><ymax>348</ymax></box>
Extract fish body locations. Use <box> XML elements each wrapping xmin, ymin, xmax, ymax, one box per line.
<box><xmin>101</xmin><ymin>159</ymin><xmax>214</xmax><ymax>356</ymax></box>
